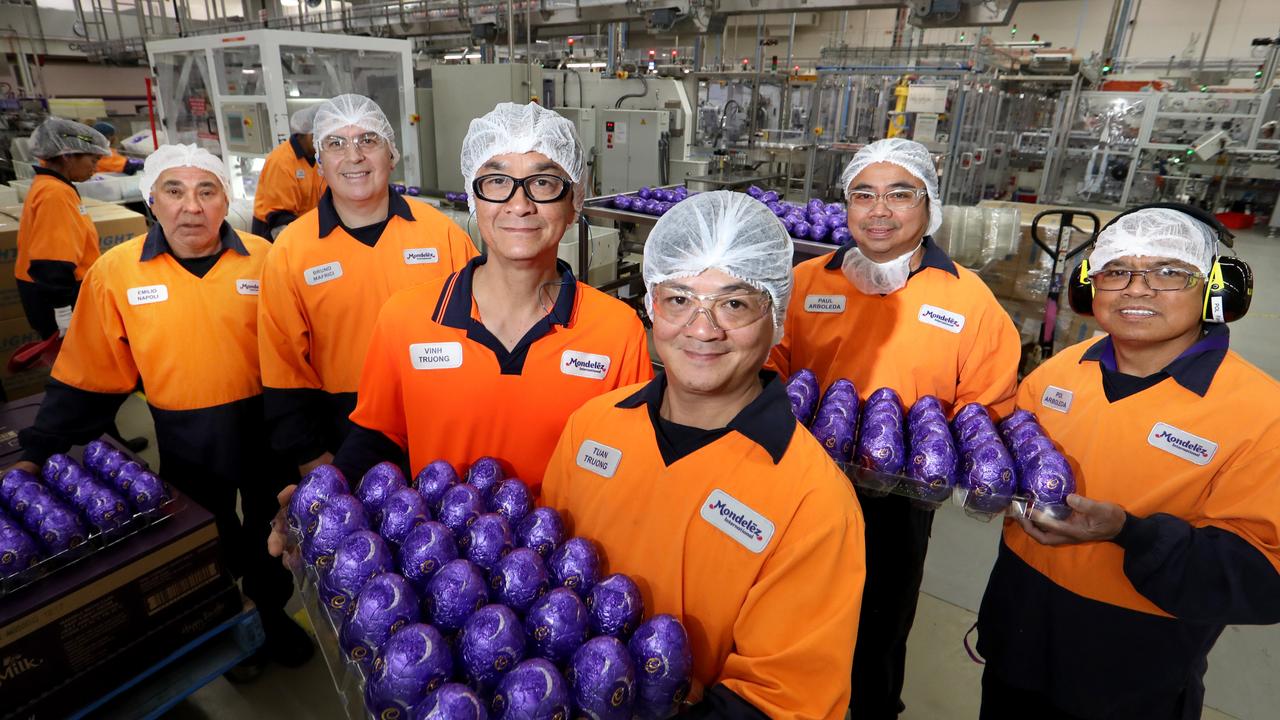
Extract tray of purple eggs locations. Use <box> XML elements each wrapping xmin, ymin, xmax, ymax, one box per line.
<box><xmin>1000</xmin><ymin>411</ymin><xmax>1076</xmax><ymax>520</ymax></box>
<box><xmin>810</xmin><ymin>379</ymin><xmax>859</xmax><ymax>464</ymax></box>
<box><xmin>949</xmin><ymin>404</ymin><xmax>1018</xmax><ymax>519</ymax></box>
<box><xmin>900</xmin><ymin>395</ymin><xmax>959</xmax><ymax>508</ymax></box>
<box><xmin>843</xmin><ymin>387</ymin><xmax>908</xmax><ymax>496</ymax></box>
<box><xmin>785</xmin><ymin>368</ymin><xmax>821</xmax><ymax>426</ymax></box>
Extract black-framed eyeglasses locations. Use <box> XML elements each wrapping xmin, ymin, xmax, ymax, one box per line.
<box><xmin>472</xmin><ymin>173</ymin><xmax>572</xmax><ymax>204</ymax></box>
<box><xmin>1089</xmin><ymin>267</ymin><xmax>1205</xmax><ymax>292</ymax></box>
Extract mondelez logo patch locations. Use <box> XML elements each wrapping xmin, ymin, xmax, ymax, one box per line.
<box><xmin>700</xmin><ymin>489</ymin><xmax>774</xmax><ymax>553</ymax></box>
<box><xmin>1148</xmin><ymin>422</ymin><xmax>1217</xmax><ymax>466</ymax></box>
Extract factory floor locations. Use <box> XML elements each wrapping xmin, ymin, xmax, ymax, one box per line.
<box><xmin>113</xmin><ymin>226</ymin><xmax>1279</xmax><ymax>720</ymax></box>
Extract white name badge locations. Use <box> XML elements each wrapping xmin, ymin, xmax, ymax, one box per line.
<box><xmin>918</xmin><ymin>304</ymin><xmax>965</xmax><ymax>333</ymax></box>
<box><xmin>127</xmin><ymin>284</ymin><xmax>168</xmax><ymax>306</ymax></box>
<box><xmin>304</xmin><ymin>261</ymin><xmax>343</xmax><ymax>286</ymax></box>
<box><xmin>295</xmin><ymin>169</ymin><xmax>306</xmax><ymax>180</ymax></box>
<box><xmin>408</xmin><ymin>342</ymin><xmax>463</xmax><ymax>370</ymax></box>
<box><xmin>700</xmin><ymin>489</ymin><xmax>775</xmax><ymax>554</ymax></box>
<box><xmin>1041</xmin><ymin>386</ymin><xmax>1073</xmax><ymax>413</ymax></box>
<box><xmin>804</xmin><ymin>294</ymin><xmax>847</xmax><ymax>313</ymax></box>
<box><xmin>1148</xmin><ymin>422</ymin><xmax>1218</xmax><ymax>466</ymax></box>
<box><xmin>236</xmin><ymin>279</ymin><xmax>260</xmax><ymax>295</ymax></box>
<box><xmin>404</xmin><ymin>248</ymin><xmax>439</xmax><ymax>265</ymax></box>
<box><xmin>78</xmin><ymin>204</ymin><xmax>88</xmax><ymax>215</ymax></box>
<box><xmin>561</xmin><ymin>350</ymin><xmax>611</xmax><ymax>380</ymax></box>
<box><xmin>576</xmin><ymin>440</ymin><xmax>621</xmax><ymax>479</ymax></box>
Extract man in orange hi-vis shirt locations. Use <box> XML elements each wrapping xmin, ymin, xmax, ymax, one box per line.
<box><xmin>977</xmin><ymin>205</ymin><xmax>1280</xmax><ymax>720</ymax></box>
<box><xmin>543</xmin><ymin>191</ymin><xmax>864</xmax><ymax>719</ymax></box>
<box><xmin>251</xmin><ymin>105</ymin><xmax>325</xmax><ymax>239</ymax></box>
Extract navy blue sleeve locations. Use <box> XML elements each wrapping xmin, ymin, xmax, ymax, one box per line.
<box><xmin>1113</xmin><ymin>512</ymin><xmax>1280</xmax><ymax>624</ymax></box>
<box><xmin>685</xmin><ymin>684</ymin><xmax>770</xmax><ymax>720</ymax></box>
<box><xmin>332</xmin><ymin>423</ymin><xmax>406</xmax><ymax>485</ymax></box>
<box><xmin>263</xmin><ymin>387</ymin><xmax>333</xmax><ymax>466</ymax></box>
<box><xmin>19</xmin><ymin>378</ymin><xmax>130</xmax><ymax>465</ymax></box>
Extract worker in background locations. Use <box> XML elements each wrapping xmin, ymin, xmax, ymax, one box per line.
<box><xmin>258</xmin><ymin>94</ymin><xmax>477</xmax><ymax>480</ymax></box>
<box><xmin>542</xmin><ymin>191</ymin><xmax>864</xmax><ymax>718</ymax></box>
<box><xmin>976</xmin><ymin>207</ymin><xmax>1280</xmax><ymax>720</ymax></box>
<box><xmin>769</xmin><ymin>138</ymin><xmax>1021</xmax><ymax>719</ymax></box>
<box><xmin>91</xmin><ymin>121</ymin><xmax>143</xmax><ymax>176</ymax></box>
<box><xmin>268</xmin><ymin>101</ymin><xmax>651</xmax><ymax>547</ymax></box>
<box><xmin>252</xmin><ymin>105</ymin><xmax>326</xmax><ymax>239</ymax></box>
<box><xmin>12</xmin><ymin>145</ymin><xmax>311</xmax><ymax>678</ymax></box>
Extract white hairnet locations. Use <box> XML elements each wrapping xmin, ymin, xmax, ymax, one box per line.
<box><xmin>839</xmin><ymin>138</ymin><xmax>942</xmax><ymax>237</ymax></box>
<box><xmin>31</xmin><ymin>118</ymin><xmax>110</xmax><ymax>159</ymax></box>
<box><xmin>460</xmin><ymin>102</ymin><xmax>586</xmax><ymax>215</ymax></box>
<box><xmin>312</xmin><ymin>93</ymin><xmax>399</xmax><ymax>163</ymax></box>
<box><xmin>138</xmin><ymin>143</ymin><xmax>231</xmax><ymax>204</ymax></box>
<box><xmin>643</xmin><ymin>190</ymin><xmax>793</xmax><ymax>344</ymax></box>
<box><xmin>289</xmin><ymin>105</ymin><xmax>320</xmax><ymax>135</ymax></box>
<box><xmin>1089</xmin><ymin>208</ymin><xmax>1216</xmax><ymax>274</ymax></box>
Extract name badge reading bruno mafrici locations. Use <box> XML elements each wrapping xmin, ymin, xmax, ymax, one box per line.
<box><xmin>127</xmin><ymin>284</ymin><xmax>168</xmax><ymax>306</ymax></box>
<box><xmin>304</xmin><ymin>261</ymin><xmax>343</xmax><ymax>286</ymax></box>
<box><xmin>409</xmin><ymin>342</ymin><xmax>463</xmax><ymax>370</ymax></box>
<box><xmin>576</xmin><ymin>440</ymin><xmax>621</xmax><ymax>479</ymax></box>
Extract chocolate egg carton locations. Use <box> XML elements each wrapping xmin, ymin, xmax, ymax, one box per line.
<box><xmin>840</xmin><ymin>462</ymin><xmax>1072</xmax><ymax>523</ymax></box>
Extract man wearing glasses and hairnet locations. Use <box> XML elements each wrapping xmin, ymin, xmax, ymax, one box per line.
<box><xmin>769</xmin><ymin>138</ymin><xmax>1021</xmax><ymax>718</ymax></box>
<box><xmin>258</xmin><ymin>94</ymin><xmax>477</xmax><ymax>482</ymax></box>
<box><xmin>542</xmin><ymin>190</ymin><xmax>865</xmax><ymax>718</ymax></box>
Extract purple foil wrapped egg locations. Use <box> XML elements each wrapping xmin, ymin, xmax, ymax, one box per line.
<box><xmin>412</xmin><ymin>684</ymin><xmax>486</xmax><ymax>720</ymax></box>
<box><xmin>810</xmin><ymin>222</ymin><xmax>831</xmax><ymax>242</ymax></box>
<box><xmin>425</xmin><ymin>558</ymin><xmax>489</xmax><ymax>633</ymax></box>
<box><xmin>825</xmin><ymin>202</ymin><xmax>844</xmax><ymax>215</ymax></box>
<box><xmin>515</xmin><ymin>507</ymin><xmax>564</xmax><ymax>560</ymax></box>
<box><xmin>638</xmin><ymin>187</ymin><xmax>653</xmax><ymax>200</ymax></box>
<box><xmin>1014</xmin><ymin>435</ymin><xmax>1059</xmax><ymax>467</ymax></box>
<box><xmin>302</xmin><ymin>493</ymin><xmax>368</xmax><ymax>569</ymax></box>
<box><xmin>467</xmin><ymin>457</ymin><xmax>506</xmax><ymax>499</ymax></box>
<box><xmin>569</xmin><ymin>635</ymin><xmax>636</xmax><ymax>720</ymax></box>
<box><xmin>911</xmin><ymin>422</ymin><xmax>953</xmax><ymax>447</ymax></box>
<box><xmin>81</xmin><ymin>485</ymin><xmax>130</xmax><ymax>532</ymax></box>
<box><xmin>811</xmin><ymin>402</ymin><xmax>856</xmax><ymax>463</ymax></box>
<box><xmin>955</xmin><ymin>403</ymin><xmax>992</xmax><ymax>427</ymax></box>
<box><xmin>380</xmin><ymin>487</ymin><xmax>430</xmax><ymax>546</ymax></box>
<box><xmin>460</xmin><ymin>604</ymin><xmax>526</xmax><ymax>693</ymax></box>
<box><xmin>288</xmin><ymin>464</ymin><xmax>349</xmax><ymax>535</ymax></box>
<box><xmin>628</xmin><ymin>614</ymin><xmax>693</xmax><ymax>720</ymax></box>
<box><xmin>831</xmin><ymin>227</ymin><xmax>853</xmax><ymax>245</ymax></box>
<box><xmin>1005</xmin><ymin>421</ymin><xmax>1046</xmax><ymax>450</ymax></box>
<box><xmin>489</xmin><ymin>480</ymin><xmax>533</xmax><ymax>525</ymax></box>
<box><xmin>398</xmin><ymin>521</ymin><xmax>458</xmax><ymax>591</ymax></box>
<box><xmin>97</xmin><ymin>450</ymin><xmax>127</xmax><ymax>481</ymax></box>
<box><xmin>1</xmin><ymin>469</ymin><xmax>39</xmax><ymax>506</ymax></box>
<box><xmin>357</xmin><ymin>462</ymin><xmax>408</xmax><ymax>521</ymax></box>
<box><xmin>407</xmin><ymin>186</ymin><xmax>421</xmax><ymax>196</ymax></box>
<box><xmin>760</xmin><ymin>190</ymin><xmax>779</xmax><ymax>203</ymax></box>
<box><xmin>465</xmin><ymin>513</ymin><xmax>513</xmax><ymax>572</ymax></box>
<box><xmin>962</xmin><ymin>442</ymin><xmax>1016</xmax><ymax>513</ymax></box>
<box><xmin>867</xmin><ymin>387</ymin><xmax>902</xmax><ymax>407</ymax></box>
<box><xmin>907</xmin><ymin>438</ymin><xmax>958</xmax><ymax>502</ymax></box>
<box><xmin>438</xmin><ymin>483</ymin><xmax>485</xmax><ymax>536</ymax></box>
<box><xmin>340</xmin><ymin>572</ymin><xmax>420</xmax><ymax>666</ymax></box>
<box><xmin>324</xmin><ymin>530</ymin><xmax>394</xmax><ymax>613</ymax></box>
<box><xmin>907</xmin><ymin>395</ymin><xmax>944</xmax><ymax>425</ymax></box>
<box><xmin>999</xmin><ymin>408</ymin><xmax>1038</xmax><ymax>434</ymax></box>
<box><xmin>746</xmin><ymin>185</ymin><xmax>763</xmax><ymax>199</ymax></box>
<box><xmin>525</xmin><ymin>587</ymin><xmax>589</xmax><ymax>665</ymax></box>
<box><xmin>128</xmin><ymin>471</ymin><xmax>167</xmax><ymax>513</ymax></box>
<box><xmin>392</xmin><ymin>184</ymin><xmax>407</xmax><ymax>194</ymax></box>
<box><xmin>0</xmin><ymin>525</ymin><xmax>41</xmax><ymax>578</ymax></box>
<box><xmin>586</xmin><ymin>573</ymin><xmax>644</xmax><ymax>639</ymax></box>
<box><xmin>368</xmin><ymin>623</ymin><xmax>454</xmax><ymax>717</ymax></box>
<box><xmin>492</xmin><ymin>658</ymin><xmax>570</xmax><ymax>720</ymax></box>
<box><xmin>82</xmin><ymin>440</ymin><xmax>112</xmax><ymax>472</ymax></box>
<box><xmin>781</xmin><ymin>217</ymin><xmax>796</xmax><ymax>233</ymax></box>
<box><xmin>957</xmin><ymin>420</ymin><xmax>1000</xmax><ymax>450</ymax></box>
<box><xmin>791</xmin><ymin>220</ymin><xmax>811</xmax><ymax>239</ymax></box>
<box><xmin>1021</xmin><ymin>452</ymin><xmax>1075</xmax><ymax>508</ymax></box>
<box><xmin>613</xmin><ymin>195</ymin><xmax>632</xmax><ymax>210</ymax></box>
<box><xmin>414</xmin><ymin>460</ymin><xmax>459</xmax><ymax>514</ymax></box>
<box><xmin>37</xmin><ymin>505</ymin><xmax>87</xmax><ymax>553</ymax></box>
<box><xmin>786</xmin><ymin>369</ymin><xmax>821</xmax><ymax>425</ymax></box>
<box><xmin>491</xmin><ymin>547</ymin><xmax>549</xmax><ymax>615</ymax></box>
<box><xmin>112</xmin><ymin>461</ymin><xmax>145</xmax><ymax>494</ymax></box>
<box><xmin>766</xmin><ymin>201</ymin><xmax>785</xmax><ymax>216</ymax></box>
<box><xmin>41</xmin><ymin>454</ymin><xmax>75</xmax><ymax>485</ymax></box>
<box><xmin>11</xmin><ymin>481</ymin><xmax>56</xmax><ymax>518</ymax></box>
<box><xmin>547</xmin><ymin>537</ymin><xmax>600</xmax><ymax>598</ymax></box>
<box><xmin>807</xmin><ymin>198</ymin><xmax>826</xmax><ymax>212</ymax></box>
<box><xmin>857</xmin><ymin>422</ymin><xmax>905</xmax><ymax>475</ymax></box>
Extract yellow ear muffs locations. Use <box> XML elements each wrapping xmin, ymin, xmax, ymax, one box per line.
<box><xmin>1066</xmin><ymin>258</ymin><xmax>1096</xmax><ymax>315</ymax></box>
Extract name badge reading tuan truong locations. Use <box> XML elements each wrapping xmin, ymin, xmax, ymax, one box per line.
<box><xmin>576</xmin><ymin>440</ymin><xmax>621</xmax><ymax>479</ymax></box>
<box><xmin>127</xmin><ymin>284</ymin><xmax>168</xmax><ymax>306</ymax></box>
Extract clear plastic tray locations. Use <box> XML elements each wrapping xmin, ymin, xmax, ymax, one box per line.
<box><xmin>840</xmin><ymin>462</ymin><xmax>1071</xmax><ymax>522</ymax></box>
<box><xmin>290</xmin><ymin>548</ymin><xmax>375</xmax><ymax>720</ymax></box>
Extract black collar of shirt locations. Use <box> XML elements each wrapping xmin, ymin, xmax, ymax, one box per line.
<box><xmin>33</xmin><ymin>165</ymin><xmax>80</xmax><ymax>195</ymax></box>
<box><xmin>316</xmin><ymin>188</ymin><xmax>415</xmax><ymax>239</ymax></box>
<box><xmin>615</xmin><ymin>371</ymin><xmax>796</xmax><ymax>465</ymax></box>
<box><xmin>823</xmin><ymin>235</ymin><xmax>959</xmax><ymax>279</ymax></box>
<box><xmin>1080</xmin><ymin>324</ymin><xmax>1230</xmax><ymax>398</ymax></box>
<box><xmin>289</xmin><ymin>134</ymin><xmax>316</xmax><ymax>167</ymax></box>
<box><xmin>140</xmin><ymin>220</ymin><xmax>247</xmax><ymax>261</ymax></box>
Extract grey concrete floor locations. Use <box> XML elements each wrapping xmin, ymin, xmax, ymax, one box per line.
<box><xmin>108</xmin><ymin>227</ymin><xmax>1279</xmax><ymax>720</ymax></box>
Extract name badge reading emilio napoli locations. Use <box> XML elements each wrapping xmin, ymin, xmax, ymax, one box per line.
<box><xmin>127</xmin><ymin>284</ymin><xmax>168</xmax><ymax>305</ymax></box>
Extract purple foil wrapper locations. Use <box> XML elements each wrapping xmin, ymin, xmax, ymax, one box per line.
<box><xmin>817</xmin><ymin>379</ymin><xmax>859</xmax><ymax>420</ymax></box>
<box><xmin>491</xmin><ymin>547</ymin><xmax>549</xmax><ymax>615</ymax></box>
<box><xmin>491</xmin><ymin>657</ymin><xmax>570</xmax><ymax>720</ymax></box>
<box><xmin>906</xmin><ymin>395</ymin><xmax>943</xmax><ymax>425</ymax></box>
<box><xmin>954</xmin><ymin>403</ymin><xmax>992</xmax><ymax>427</ymax></box>
<box><xmin>628</xmin><ymin>614</ymin><xmax>693</xmax><ymax>720</ymax></box>
<box><xmin>525</xmin><ymin>587</ymin><xmax>590</xmax><ymax>666</ymax></box>
<box><xmin>288</xmin><ymin>465</ymin><xmax>349</xmax><ymax>535</ymax></box>
<box><xmin>464</xmin><ymin>513</ymin><xmax>514</xmax><ymax>572</ymax></box>
<box><xmin>82</xmin><ymin>440</ymin><xmax>112</xmax><ymax>473</ymax></box>
<box><xmin>41</xmin><ymin>454</ymin><xmax>75</xmax><ymax>486</ymax></box>
<box><xmin>1</xmin><ymin>469</ymin><xmax>39</xmax><ymax>505</ymax></box>
<box><xmin>112</xmin><ymin>461</ymin><xmax>145</xmax><ymax>495</ymax></box>
<box><xmin>1013</xmin><ymin>436</ymin><xmax>1059</xmax><ymax>467</ymax></box>
<box><xmin>414</xmin><ymin>460</ymin><xmax>459</xmax><ymax>514</ymax></box>
<box><xmin>367</xmin><ymin>623</ymin><xmax>454</xmax><ymax>716</ymax></box>
<box><xmin>569</xmin><ymin>636</ymin><xmax>636</xmax><ymax>720</ymax></box>
<box><xmin>906</xmin><ymin>438</ymin><xmax>958</xmax><ymax>503</ymax></box>
<box><xmin>340</xmin><ymin>572</ymin><xmax>420</xmax><ymax>667</ymax></box>
<box><xmin>438</xmin><ymin>484</ymin><xmax>485</xmax><ymax>537</ymax></box>
<box><xmin>811</xmin><ymin>402</ymin><xmax>856</xmax><ymax>463</ymax></box>
<box><xmin>586</xmin><ymin>573</ymin><xmax>644</xmax><ymax>639</ymax></box>
<box><xmin>12</xmin><ymin>482</ymin><xmax>57</xmax><ymax>521</ymax></box>
<box><xmin>357</xmin><ymin>462</ymin><xmax>408</xmax><ymax>522</ymax></box>
<box><xmin>1004</xmin><ymin>421</ymin><xmax>1046</xmax><ymax>450</ymax></box>
<box><xmin>867</xmin><ymin>387</ymin><xmax>902</xmax><ymax>408</ymax></box>
<box><xmin>380</xmin><ymin>487</ymin><xmax>431</xmax><ymax>546</ymax></box>
<box><xmin>467</xmin><ymin>457</ymin><xmax>506</xmax><ymax>499</ymax></box>
<box><xmin>1020</xmin><ymin>452</ymin><xmax>1075</xmax><ymax>506</ymax></box>
<box><xmin>411</xmin><ymin>684</ymin><xmax>486</xmax><ymax>720</ymax></box>
<box><xmin>302</xmin><ymin>493</ymin><xmax>368</xmax><ymax>569</ymax></box>
<box><xmin>398</xmin><ymin>521</ymin><xmax>458</xmax><ymax>592</ymax></box>
<box><xmin>36</xmin><ymin>505</ymin><xmax>87</xmax><ymax>554</ymax></box>
<box><xmin>961</xmin><ymin>441</ymin><xmax>1017</xmax><ymax>513</ymax></box>
<box><xmin>547</xmin><ymin>537</ymin><xmax>601</xmax><ymax>598</ymax></box>
<box><xmin>128</xmin><ymin>471</ymin><xmax>167</xmax><ymax>514</ymax></box>
<box><xmin>323</xmin><ymin>529</ymin><xmax>394</xmax><ymax>613</ymax></box>
<box><xmin>0</xmin><ymin>525</ymin><xmax>41</xmax><ymax>578</ymax></box>
<box><xmin>460</xmin><ymin>604</ymin><xmax>527</xmax><ymax>694</ymax></box>
<box><xmin>857</xmin><ymin>418</ymin><xmax>905</xmax><ymax>475</ymax></box>
<box><xmin>98</xmin><ymin>450</ymin><xmax>127</xmax><ymax>481</ymax></box>
<box><xmin>489</xmin><ymin>480</ymin><xmax>533</xmax><ymax>526</ymax></box>
<box><xmin>425</xmin><ymin>558</ymin><xmax>489</xmax><ymax>633</ymax></box>
<box><xmin>999</xmin><ymin>409</ymin><xmax>1039</xmax><ymax>438</ymax></box>
<box><xmin>785</xmin><ymin>369</ymin><xmax>821</xmax><ymax>425</ymax></box>
<box><xmin>515</xmin><ymin>507</ymin><xmax>564</xmax><ymax>560</ymax></box>
<box><xmin>80</xmin><ymin>485</ymin><xmax>130</xmax><ymax>532</ymax></box>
